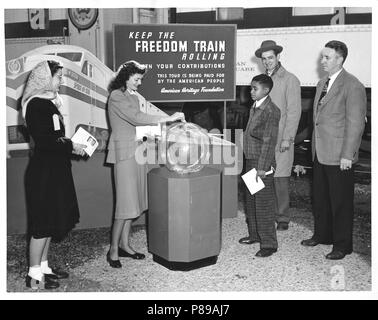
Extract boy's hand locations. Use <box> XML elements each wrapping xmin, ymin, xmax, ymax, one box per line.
<box><xmin>256</xmin><ymin>170</ymin><xmax>266</xmax><ymax>182</ymax></box>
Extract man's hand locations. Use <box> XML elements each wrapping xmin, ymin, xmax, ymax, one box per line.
<box><xmin>280</xmin><ymin>140</ymin><xmax>291</xmax><ymax>152</ymax></box>
<box><xmin>256</xmin><ymin>170</ymin><xmax>266</xmax><ymax>182</ymax></box>
<box><xmin>340</xmin><ymin>158</ymin><xmax>352</xmax><ymax>171</ymax></box>
<box><xmin>293</xmin><ymin>165</ymin><xmax>307</xmax><ymax>177</ymax></box>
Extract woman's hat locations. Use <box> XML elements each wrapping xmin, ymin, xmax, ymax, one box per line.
<box><xmin>255</xmin><ymin>40</ymin><xmax>283</xmax><ymax>58</ymax></box>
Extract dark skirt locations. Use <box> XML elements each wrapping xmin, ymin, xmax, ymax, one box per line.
<box><xmin>25</xmin><ymin>154</ymin><xmax>80</xmax><ymax>241</ymax></box>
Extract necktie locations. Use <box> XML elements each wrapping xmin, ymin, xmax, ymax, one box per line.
<box><xmin>251</xmin><ymin>102</ymin><xmax>257</xmax><ymax>116</ymax></box>
<box><xmin>318</xmin><ymin>78</ymin><xmax>330</xmax><ymax>105</ymax></box>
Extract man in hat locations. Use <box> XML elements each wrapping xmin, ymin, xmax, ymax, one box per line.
<box><xmin>254</xmin><ymin>40</ymin><xmax>301</xmax><ymax>232</ymax></box>
<box><xmin>301</xmin><ymin>40</ymin><xmax>366</xmax><ymax>260</ymax></box>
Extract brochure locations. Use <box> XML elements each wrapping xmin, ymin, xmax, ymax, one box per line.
<box><xmin>71</xmin><ymin>127</ymin><xmax>98</xmax><ymax>156</ymax></box>
<box><xmin>241</xmin><ymin>167</ymin><xmax>274</xmax><ymax>195</ymax></box>
<box><xmin>135</xmin><ymin>124</ymin><xmax>162</xmax><ymax>141</ymax></box>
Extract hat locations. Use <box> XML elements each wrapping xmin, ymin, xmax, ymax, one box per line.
<box><xmin>255</xmin><ymin>40</ymin><xmax>283</xmax><ymax>58</ymax></box>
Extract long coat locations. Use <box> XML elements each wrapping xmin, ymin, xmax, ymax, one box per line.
<box><xmin>312</xmin><ymin>69</ymin><xmax>366</xmax><ymax>165</ymax></box>
<box><xmin>269</xmin><ymin>65</ymin><xmax>301</xmax><ymax>177</ymax></box>
<box><xmin>25</xmin><ymin>98</ymin><xmax>80</xmax><ymax>240</ymax></box>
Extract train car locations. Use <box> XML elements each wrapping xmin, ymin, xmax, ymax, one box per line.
<box><xmin>6</xmin><ymin>44</ymin><xmax>177</xmax><ymax>234</ymax></box>
<box><xmin>6</xmin><ymin>44</ymin><xmax>115</xmax><ymax>156</ymax></box>
<box><xmin>6</xmin><ymin>44</ymin><xmax>170</xmax><ymax>157</ymax></box>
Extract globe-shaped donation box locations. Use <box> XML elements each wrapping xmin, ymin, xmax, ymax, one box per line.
<box><xmin>147</xmin><ymin>122</ymin><xmax>222</xmax><ymax>270</ymax></box>
<box><xmin>163</xmin><ymin>122</ymin><xmax>210</xmax><ymax>174</ymax></box>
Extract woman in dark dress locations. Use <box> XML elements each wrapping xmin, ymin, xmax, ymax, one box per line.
<box><xmin>22</xmin><ymin>60</ymin><xmax>86</xmax><ymax>290</ymax></box>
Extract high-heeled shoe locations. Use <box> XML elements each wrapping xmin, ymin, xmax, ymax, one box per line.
<box><xmin>106</xmin><ymin>251</ymin><xmax>122</xmax><ymax>268</ymax></box>
<box><xmin>118</xmin><ymin>247</ymin><xmax>145</xmax><ymax>260</ymax></box>
<box><xmin>44</xmin><ymin>269</ymin><xmax>69</xmax><ymax>280</ymax></box>
<box><xmin>26</xmin><ymin>275</ymin><xmax>59</xmax><ymax>290</ymax></box>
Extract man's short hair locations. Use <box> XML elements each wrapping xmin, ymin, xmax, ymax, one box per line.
<box><xmin>325</xmin><ymin>40</ymin><xmax>348</xmax><ymax>64</ymax></box>
<box><xmin>251</xmin><ymin>74</ymin><xmax>274</xmax><ymax>93</ymax></box>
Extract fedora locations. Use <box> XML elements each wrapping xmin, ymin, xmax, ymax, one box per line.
<box><xmin>255</xmin><ymin>40</ymin><xmax>283</xmax><ymax>58</ymax></box>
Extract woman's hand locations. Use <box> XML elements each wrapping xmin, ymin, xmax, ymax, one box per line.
<box><xmin>159</xmin><ymin>112</ymin><xmax>186</xmax><ymax>123</ymax></box>
<box><xmin>72</xmin><ymin>143</ymin><xmax>87</xmax><ymax>156</ymax></box>
<box><xmin>170</xmin><ymin>112</ymin><xmax>186</xmax><ymax>122</ymax></box>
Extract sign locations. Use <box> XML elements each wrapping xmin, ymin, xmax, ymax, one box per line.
<box><xmin>29</xmin><ymin>9</ymin><xmax>49</xmax><ymax>30</ymax></box>
<box><xmin>113</xmin><ymin>24</ymin><xmax>236</xmax><ymax>102</ymax></box>
<box><xmin>236</xmin><ymin>25</ymin><xmax>371</xmax><ymax>87</ymax></box>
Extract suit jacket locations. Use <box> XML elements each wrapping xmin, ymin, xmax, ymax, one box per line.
<box><xmin>106</xmin><ymin>89</ymin><xmax>163</xmax><ymax>164</ymax></box>
<box><xmin>312</xmin><ymin>69</ymin><xmax>366</xmax><ymax>165</ymax></box>
<box><xmin>243</xmin><ymin>96</ymin><xmax>281</xmax><ymax>172</ymax></box>
<box><xmin>269</xmin><ymin>65</ymin><xmax>301</xmax><ymax>177</ymax></box>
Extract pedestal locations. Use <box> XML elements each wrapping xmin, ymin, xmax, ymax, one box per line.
<box><xmin>147</xmin><ymin>166</ymin><xmax>221</xmax><ymax>270</ymax></box>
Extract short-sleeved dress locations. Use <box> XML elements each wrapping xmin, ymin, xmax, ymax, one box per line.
<box><xmin>24</xmin><ymin>97</ymin><xmax>80</xmax><ymax>241</ymax></box>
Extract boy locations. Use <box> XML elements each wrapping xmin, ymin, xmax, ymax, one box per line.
<box><xmin>239</xmin><ymin>74</ymin><xmax>281</xmax><ymax>257</ymax></box>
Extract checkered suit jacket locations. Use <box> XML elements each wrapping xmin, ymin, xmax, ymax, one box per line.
<box><xmin>243</xmin><ymin>96</ymin><xmax>281</xmax><ymax>171</ymax></box>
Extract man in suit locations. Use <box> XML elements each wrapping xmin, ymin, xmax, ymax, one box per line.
<box><xmin>301</xmin><ymin>40</ymin><xmax>367</xmax><ymax>260</ymax></box>
<box><xmin>239</xmin><ymin>74</ymin><xmax>281</xmax><ymax>257</ymax></box>
<box><xmin>255</xmin><ymin>40</ymin><xmax>302</xmax><ymax>231</ymax></box>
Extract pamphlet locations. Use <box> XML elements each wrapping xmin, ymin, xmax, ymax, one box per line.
<box><xmin>241</xmin><ymin>167</ymin><xmax>274</xmax><ymax>195</ymax></box>
<box><xmin>71</xmin><ymin>127</ymin><xmax>98</xmax><ymax>157</ymax></box>
<box><xmin>135</xmin><ymin>124</ymin><xmax>162</xmax><ymax>141</ymax></box>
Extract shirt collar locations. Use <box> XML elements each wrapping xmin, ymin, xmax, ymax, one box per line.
<box><xmin>266</xmin><ymin>62</ymin><xmax>282</xmax><ymax>77</ymax></box>
<box><xmin>127</xmin><ymin>89</ymin><xmax>137</xmax><ymax>95</ymax></box>
<box><xmin>255</xmin><ymin>95</ymin><xmax>269</xmax><ymax>108</ymax></box>
<box><xmin>329</xmin><ymin>68</ymin><xmax>343</xmax><ymax>82</ymax></box>
<box><xmin>327</xmin><ymin>68</ymin><xmax>343</xmax><ymax>91</ymax></box>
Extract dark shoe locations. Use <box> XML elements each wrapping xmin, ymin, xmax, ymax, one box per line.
<box><xmin>255</xmin><ymin>248</ymin><xmax>277</xmax><ymax>257</ymax></box>
<box><xmin>118</xmin><ymin>247</ymin><xmax>145</xmax><ymax>260</ymax></box>
<box><xmin>44</xmin><ymin>269</ymin><xmax>69</xmax><ymax>280</ymax></box>
<box><xmin>106</xmin><ymin>251</ymin><xmax>122</xmax><ymax>268</ymax></box>
<box><xmin>26</xmin><ymin>275</ymin><xmax>59</xmax><ymax>290</ymax></box>
<box><xmin>301</xmin><ymin>238</ymin><xmax>320</xmax><ymax>247</ymax></box>
<box><xmin>277</xmin><ymin>222</ymin><xmax>289</xmax><ymax>231</ymax></box>
<box><xmin>325</xmin><ymin>250</ymin><xmax>350</xmax><ymax>260</ymax></box>
<box><xmin>238</xmin><ymin>237</ymin><xmax>259</xmax><ymax>245</ymax></box>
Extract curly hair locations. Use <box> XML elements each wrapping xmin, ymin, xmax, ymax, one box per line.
<box><xmin>108</xmin><ymin>60</ymin><xmax>146</xmax><ymax>93</ymax></box>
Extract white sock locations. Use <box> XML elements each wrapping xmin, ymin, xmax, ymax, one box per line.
<box><xmin>28</xmin><ymin>266</ymin><xmax>43</xmax><ymax>281</ymax></box>
<box><xmin>40</xmin><ymin>260</ymin><xmax>53</xmax><ymax>274</ymax></box>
